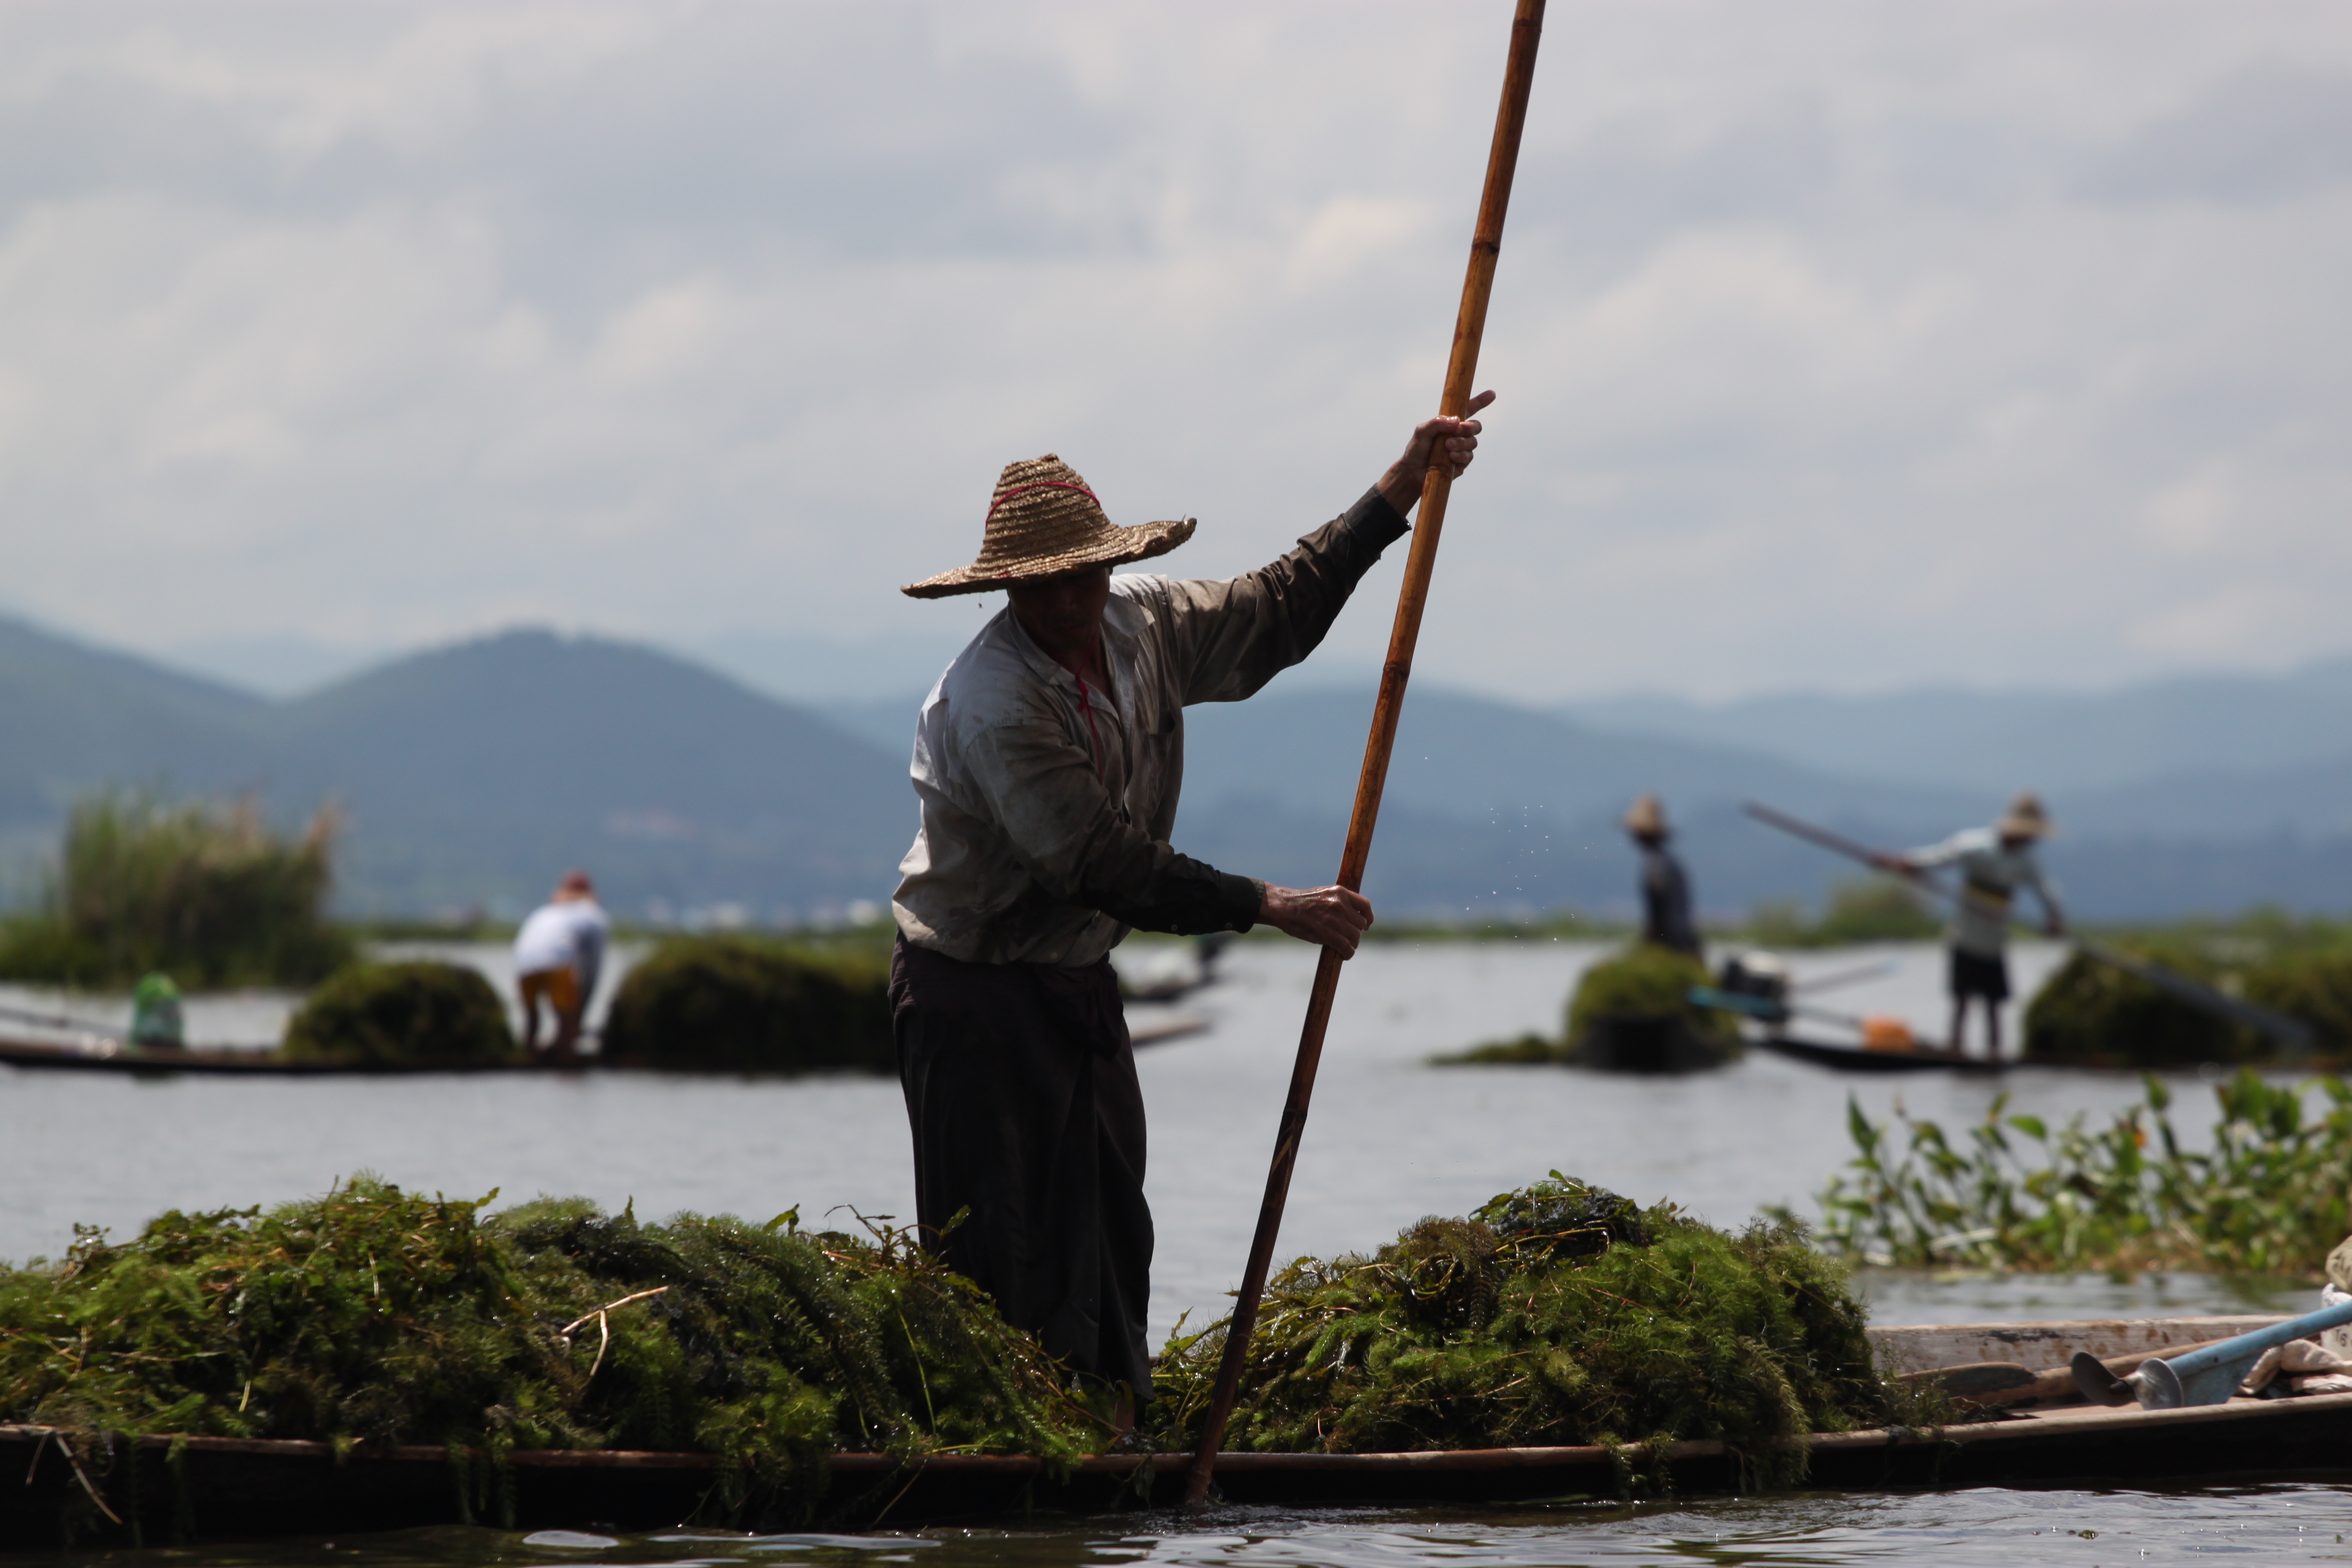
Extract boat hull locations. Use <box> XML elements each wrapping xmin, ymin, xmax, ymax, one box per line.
<box><xmin>12</xmin><ymin>1385</ymin><xmax>2349</xmax><ymax>1546</ymax></box>
<box><xmin>1755</xmin><ymin>1033</ymin><xmax>2009</xmax><ymax>1075</ymax></box>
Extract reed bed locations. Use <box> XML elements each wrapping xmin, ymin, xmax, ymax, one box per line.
<box><xmin>0</xmin><ymin>789</ymin><xmax>351</xmax><ymax>988</ymax></box>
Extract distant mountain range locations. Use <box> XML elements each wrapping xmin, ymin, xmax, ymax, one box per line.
<box><xmin>1561</xmin><ymin>661</ymin><xmax>2352</xmax><ymax>804</ymax></box>
<box><xmin>0</xmin><ymin>617</ymin><xmax>910</xmax><ymax>920</ymax></box>
<box><xmin>4</xmin><ymin>611</ymin><xmax>2351</xmax><ymax>922</ymax></box>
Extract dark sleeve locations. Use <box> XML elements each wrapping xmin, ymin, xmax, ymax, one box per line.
<box><xmin>962</xmin><ymin>699</ymin><xmax>1263</xmax><ymax>937</ymax></box>
<box><xmin>1164</xmin><ymin>488</ymin><xmax>1411</xmax><ymax>705</ymax></box>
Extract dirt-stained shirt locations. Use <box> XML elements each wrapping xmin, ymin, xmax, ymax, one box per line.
<box><xmin>893</xmin><ymin>489</ymin><xmax>1410</xmax><ymax>966</ymax></box>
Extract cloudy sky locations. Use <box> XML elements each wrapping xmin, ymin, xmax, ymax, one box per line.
<box><xmin>2</xmin><ymin>0</ymin><xmax>2349</xmax><ymax>704</ymax></box>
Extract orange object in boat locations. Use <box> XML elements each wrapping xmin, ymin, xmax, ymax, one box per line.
<box><xmin>1860</xmin><ymin>1016</ymin><xmax>1916</xmax><ymax>1052</ymax></box>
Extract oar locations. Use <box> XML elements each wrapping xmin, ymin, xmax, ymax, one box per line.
<box><xmin>1180</xmin><ymin>0</ymin><xmax>1547</xmax><ymax>1506</ymax></box>
<box><xmin>1742</xmin><ymin>800</ymin><xmax>2314</xmax><ymax>1052</ymax></box>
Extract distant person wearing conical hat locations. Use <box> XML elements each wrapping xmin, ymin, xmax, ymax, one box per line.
<box><xmin>1879</xmin><ymin>793</ymin><xmax>2064</xmax><ymax>1062</ymax></box>
<box><xmin>514</xmin><ymin>871</ymin><xmax>608</xmax><ymax>1064</ymax></box>
<box><xmin>1623</xmin><ymin>794</ymin><xmax>1701</xmax><ymax>958</ymax></box>
<box><xmin>890</xmin><ymin>396</ymin><xmax>1493</xmax><ymax>1412</ymax></box>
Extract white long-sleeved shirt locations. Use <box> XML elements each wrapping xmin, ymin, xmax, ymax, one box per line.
<box><xmin>514</xmin><ymin>899</ymin><xmax>609</xmax><ymax>998</ymax></box>
<box><xmin>1906</xmin><ymin>828</ymin><xmax>2060</xmax><ymax>957</ymax></box>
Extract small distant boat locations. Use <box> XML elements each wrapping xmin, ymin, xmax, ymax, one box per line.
<box><xmin>1753</xmin><ymin>1031</ymin><xmax>2008</xmax><ymax>1075</ymax></box>
<box><xmin>7</xmin><ymin>1313</ymin><xmax>2346</xmax><ymax>1546</ymax></box>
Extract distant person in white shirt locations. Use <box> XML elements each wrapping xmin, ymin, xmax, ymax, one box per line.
<box><xmin>1877</xmin><ymin>793</ymin><xmax>2064</xmax><ymax>1062</ymax></box>
<box><xmin>514</xmin><ymin>871</ymin><xmax>609</xmax><ymax>1062</ymax></box>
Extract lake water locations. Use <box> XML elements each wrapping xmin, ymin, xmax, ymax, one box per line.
<box><xmin>1</xmin><ymin>938</ymin><xmax>2341</xmax><ymax>1563</ymax></box>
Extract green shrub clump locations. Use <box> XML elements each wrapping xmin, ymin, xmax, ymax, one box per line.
<box><xmin>1154</xmin><ymin>1176</ymin><xmax>1881</xmax><ymax>1489</ymax></box>
<box><xmin>282</xmin><ymin>962</ymin><xmax>519</xmax><ymax>1067</ymax></box>
<box><xmin>0</xmin><ymin>789</ymin><xmax>352</xmax><ymax>989</ymax></box>
<box><xmin>2023</xmin><ymin>944</ymin><xmax>2255</xmax><ymax>1066</ymax></box>
<box><xmin>602</xmin><ymin>937</ymin><xmax>891</xmax><ymax>1073</ymax></box>
<box><xmin>2243</xmin><ymin>948</ymin><xmax>2352</xmax><ymax>1054</ymax></box>
<box><xmin>1566</xmin><ymin>945</ymin><xmax>1736</xmax><ymax>1052</ymax></box>
<box><xmin>0</xmin><ymin>1178</ymin><xmax>1105</xmax><ymax>1532</ymax></box>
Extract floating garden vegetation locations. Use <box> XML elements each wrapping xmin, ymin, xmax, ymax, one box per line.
<box><xmin>1820</xmin><ymin>1071</ymin><xmax>2352</xmax><ymax>1275</ymax></box>
<box><xmin>0</xmin><ymin>1178</ymin><xmax>1105</xmax><ymax>1532</ymax></box>
<box><xmin>1153</xmin><ymin>1176</ymin><xmax>1886</xmax><ymax>1488</ymax></box>
<box><xmin>0</xmin><ymin>788</ymin><xmax>352</xmax><ymax>989</ymax></box>
<box><xmin>1563</xmin><ymin>945</ymin><xmax>1736</xmax><ymax>1052</ymax></box>
<box><xmin>601</xmin><ymin>936</ymin><xmax>892</xmax><ymax>1073</ymax></box>
<box><xmin>2023</xmin><ymin>915</ymin><xmax>2352</xmax><ymax>1066</ymax></box>
<box><xmin>1437</xmin><ymin>944</ymin><xmax>1738</xmax><ymax>1066</ymax></box>
<box><xmin>281</xmin><ymin>962</ymin><xmax>519</xmax><ymax>1067</ymax></box>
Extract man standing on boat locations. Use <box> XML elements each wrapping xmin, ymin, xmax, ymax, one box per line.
<box><xmin>1623</xmin><ymin>794</ymin><xmax>1701</xmax><ymax>958</ymax></box>
<box><xmin>1877</xmin><ymin>793</ymin><xmax>2064</xmax><ymax>1061</ymax></box>
<box><xmin>889</xmin><ymin>396</ymin><xmax>1491</xmax><ymax>1409</ymax></box>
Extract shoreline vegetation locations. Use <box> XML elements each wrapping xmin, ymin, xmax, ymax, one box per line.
<box><xmin>0</xmin><ymin>790</ymin><xmax>351</xmax><ymax>989</ymax></box>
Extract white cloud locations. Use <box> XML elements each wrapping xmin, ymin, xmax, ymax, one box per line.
<box><xmin>0</xmin><ymin>0</ymin><xmax>2350</xmax><ymax>700</ymax></box>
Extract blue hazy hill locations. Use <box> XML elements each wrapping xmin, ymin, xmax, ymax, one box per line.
<box><xmin>6</xmin><ymin>610</ymin><xmax>2352</xmax><ymax>923</ymax></box>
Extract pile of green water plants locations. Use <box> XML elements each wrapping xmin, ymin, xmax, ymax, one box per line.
<box><xmin>0</xmin><ymin>788</ymin><xmax>352</xmax><ymax>988</ymax></box>
<box><xmin>0</xmin><ymin>1178</ymin><xmax>1106</xmax><ymax>1530</ymax></box>
<box><xmin>2023</xmin><ymin>942</ymin><xmax>2255</xmax><ymax>1066</ymax></box>
<box><xmin>1153</xmin><ymin>1176</ymin><xmax>1885</xmax><ymax>1488</ymax></box>
<box><xmin>1564</xmin><ymin>944</ymin><xmax>1739</xmax><ymax>1060</ymax></box>
<box><xmin>2024</xmin><ymin>916</ymin><xmax>2352</xmax><ymax>1065</ymax></box>
<box><xmin>281</xmin><ymin>962</ymin><xmax>519</xmax><ymax>1066</ymax></box>
<box><xmin>1819</xmin><ymin>1071</ymin><xmax>2352</xmax><ymax>1275</ymax></box>
<box><xmin>601</xmin><ymin>935</ymin><xmax>892</xmax><ymax>1073</ymax></box>
<box><xmin>1436</xmin><ymin>944</ymin><xmax>1738</xmax><ymax>1066</ymax></box>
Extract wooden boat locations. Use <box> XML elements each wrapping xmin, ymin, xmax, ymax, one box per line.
<box><xmin>7</xmin><ymin>1314</ymin><xmax>2337</xmax><ymax>1547</ymax></box>
<box><xmin>0</xmin><ymin>1016</ymin><xmax>1210</xmax><ymax>1078</ymax></box>
<box><xmin>1754</xmin><ymin>1031</ymin><xmax>2008</xmax><ymax>1075</ymax></box>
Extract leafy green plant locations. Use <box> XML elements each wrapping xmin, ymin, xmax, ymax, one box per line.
<box><xmin>600</xmin><ymin>936</ymin><xmax>892</xmax><ymax>1073</ymax></box>
<box><xmin>281</xmin><ymin>962</ymin><xmax>519</xmax><ymax>1066</ymax></box>
<box><xmin>1153</xmin><ymin>1176</ymin><xmax>1883</xmax><ymax>1490</ymax></box>
<box><xmin>0</xmin><ymin>789</ymin><xmax>352</xmax><ymax>989</ymax></box>
<box><xmin>1820</xmin><ymin>1072</ymin><xmax>2352</xmax><ymax>1275</ymax></box>
<box><xmin>1565</xmin><ymin>945</ymin><xmax>1734</xmax><ymax>1050</ymax></box>
<box><xmin>0</xmin><ymin>1178</ymin><xmax>1107</xmax><ymax>1533</ymax></box>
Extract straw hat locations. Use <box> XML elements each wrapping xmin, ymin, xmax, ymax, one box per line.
<box><xmin>1997</xmin><ymin>791</ymin><xmax>2052</xmax><ymax>839</ymax></box>
<box><xmin>1622</xmin><ymin>794</ymin><xmax>1668</xmax><ymax>836</ymax></box>
<box><xmin>902</xmin><ymin>455</ymin><xmax>1195</xmax><ymax>599</ymax></box>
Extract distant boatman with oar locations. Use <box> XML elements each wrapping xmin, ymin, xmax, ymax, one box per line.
<box><xmin>1874</xmin><ymin>793</ymin><xmax>2065</xmax><ymax>1062</ymax></box>
<box><xmin>1622</xmin><ymin>793</ymin><xmax>1701</xmax><ymax>958</ymax></box>
<box><xmin>889</xmin><ymin>400</ymin><xmax>1490</xmax><ymax>1412</ymax></box>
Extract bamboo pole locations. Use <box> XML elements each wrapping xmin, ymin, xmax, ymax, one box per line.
<box><xmin>1181</xmin><ymin>0</ymin><xmax>1547</xmax><ymax>1506</ymax></box>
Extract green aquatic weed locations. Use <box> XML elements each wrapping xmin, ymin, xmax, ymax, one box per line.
<box><xmin>0</xmin><ymin>1177</ymin><xmax>1109</xmax><ymax>1530</ymax></box>
<box><xmin>1152</xmin><ymin>1176</ymin><xmax>1882</xmax><ymax>1491</ymax></box>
